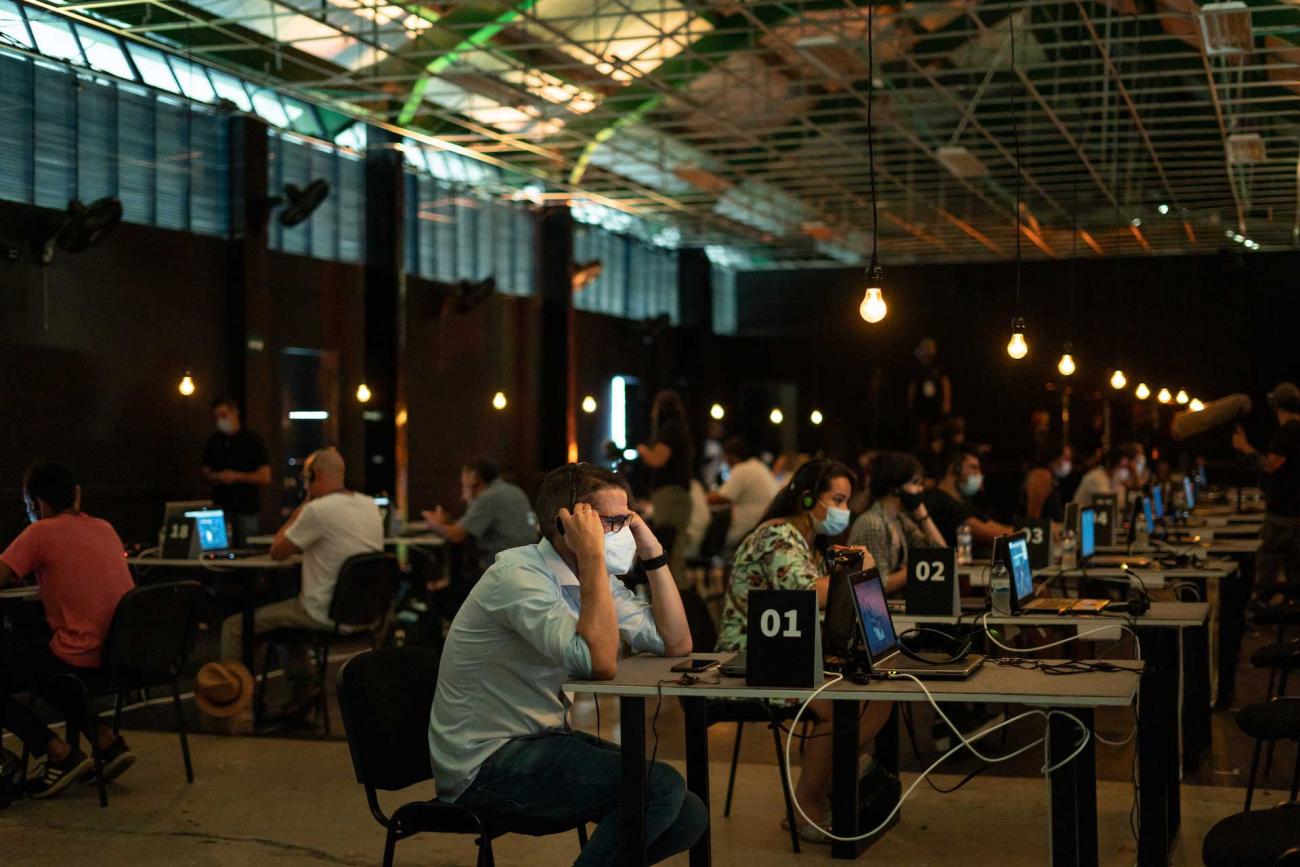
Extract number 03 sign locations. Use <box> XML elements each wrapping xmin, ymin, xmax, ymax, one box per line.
<box><xmin>746</xmin><ymin>590</ymin><xmax>822</xmax><ymax>688</ymax></box>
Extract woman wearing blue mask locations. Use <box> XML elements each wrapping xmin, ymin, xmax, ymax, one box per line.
<box><xmin>716</xmin><ymin>458</ymin><xmax>887</xmax><ymax>841</ymax></box>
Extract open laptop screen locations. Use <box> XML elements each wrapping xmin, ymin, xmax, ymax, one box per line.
<box><xmin>852</xmin><ymin>573</ymin><xmax>897</xmax><ymax>661</ymax></box>
<box><xmin>1151</xmin><ymin>485</ymin><xmax>1164</xmax><ymax>519</ymax></box>
<box><xmin>1142</xmin><ymin>496</ymin><xmax>1155</xmax><ymax>535</ymax></box>
<box><xmin>1183</xmin><ymin>476</ymin><xmax>1195</xmax><ymax>510</ymax></box>
<box><xmin>1079</xmin><ymin>508</ymin><xmax>1096</xmax><ymax>559</ymax></box>
<box><xmin>1007</xmin><ymin>536</ymin><xmax>1034</xmax><ymax>606</ymax></box>
<box><xmin>186</xmin><ymin>509</ymin><xmax>228</xmax><ymax>552</ymax></box>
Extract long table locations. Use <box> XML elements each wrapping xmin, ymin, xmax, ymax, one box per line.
<box><xmin>566</xmin><ymin>655</ymin><xmax>1141</xmax><ymax>867</ymax></box>
<box><xmin>126</xmin><ymin>554</ymin><xmax>300</xmax><ymax>669</ymax></box>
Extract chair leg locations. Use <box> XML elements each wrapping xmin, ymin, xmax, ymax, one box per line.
<box><xmin>1290</xmin><ymin>740</ymin><xmax>1300</xmax><ymax>802</ymax></box>
<box><xmin>318</xmin><ymin>638</ymin><xmax>331</xmax><ymax>736</ymax></box>
<box><xmin>477</xmin><ymin>833</ymin><xmax>496</xmax><ymax>867</ymax></box>
<box><xmin>112</xmin><ymin>691</ymin><xmax>124</xmax><ymax>735</ymax></box>
<box><xmin>1246</xmin><ymin>737</ymin><xmax>1264</xmax><ymax>811</ymax></box>
<box><xmin>381</xmin><ymin>825</ymin><xmax>397</xmax><ymax>867</ymax></box>
<box><xmin>77</xmin><ymin>682</ymin><xmax>108</xmax><ymax>809</ymax></box>
<box><xmin>1266</xmin><ymin>668</ymin><xmax>1279</xmax><ymax>700</ymax></box>
<box><xmin>254</xmin><ymin>642</ymin><xmax>275</xmax><ymax>728</ymax></box>
<box><xmin>770</xmin><ymin>722</ymin><xmax>801</xmax><ymax>855</ymax></box>
<box><xmin>723</xmin><ymin>721</ymin><xmax>744</xmax><ymax>818</ymax></box>
<box><xmin>171</xmin><ymin>678</ymin><xmax>194</xmax><ymax>783</ymax></box>
<box><xmin>576</xmin><ymin>823</ymin><xmax>588</xmax><ymax>848</ymax></box>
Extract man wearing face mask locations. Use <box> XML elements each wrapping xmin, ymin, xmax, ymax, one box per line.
<box><xmin>1020</xmin><ymin>439</ymin><xmax>1073</xmax><ymax>522</ymax></box>
<box><xmin>1072</xmin><ymin>446</ymin><xmax>1132</xmax><ymax>506</ymax></box>
<box><xmin>926</xmin><ymin>448</ymin><xmax>1014</xmax><ymax>557</ymax></box>
<box><xmin>429</xmin><ymin>463</ymin><xmax>701</xmax><ymax>866</ymax></box>
<box><xmin>0</xmin><ymin>461</ymin><xmax>137</xmax><ymax>796</ymax></box>
<box><xmin>202</xmin><ymin>396</ymin><xmax>271</xmax><ymax>545</ymax></box>
<box><xmin>849</xmin><ymin>452</ymin><xmax>947</xmax><ymax>593</ymax></box>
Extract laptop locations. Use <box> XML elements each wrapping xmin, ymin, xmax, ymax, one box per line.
<box><xmin>1083</xmin><ymin>506</ymin><xmax>1153</xmax><ymax>567</ymax></box>
<box><xmin>1151</xmin><ymin>485</ymin><xmax>1165</xmax><ymax>522</ymax></box>
<box><xmin>1183</xmin><ymin>475</ymin><xmax>1196</xmax><ymax>511</ymax></box>
<box><xmin>186</xmin><ymin>508</ymin><xmax>259</xmax><ymax>560</ymax></box>
<box><xmin>1001</xmin><ymin>530</ymin><xmax>1109</xmax><ymax>614</ymax></box>
<box><xmin>853</xmin><ymin>572</ymin><xmax>985</xmax><ymax>679</ymax></box>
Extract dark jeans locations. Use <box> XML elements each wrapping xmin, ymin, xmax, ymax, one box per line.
<box><xmin>457</xmin><ymin>730</ymin><xmax>707</xmax><ymax>867</ymax></box>
<box><xmin>1258</xmin><ymin>514</ymin><xmax>1300</xmax><ymax>596</ymax></box>
<box><xmin>2</xmin><ymin>631</ymin><xmax>98</xmax><ymax>757</ymax></box>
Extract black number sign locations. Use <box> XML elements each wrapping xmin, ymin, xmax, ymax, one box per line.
<box><xmin>905</xmin><ymin>547</ymin><xmax>959</xmax><ymax>616</ymax></box>
<box><xmin>1092</xmin><ymin>495</ymin><xmax>1118</xmax><ymax>547</ymax></box>
<box><xmin>1019</xmin><ymin>518</ymin><xmax>1052</xmax><ymax>570</ymax></box>
<box><xmin>746</xmin><ymin>589</ymin><xmax>822</xmax><ymax>688</ymax></box>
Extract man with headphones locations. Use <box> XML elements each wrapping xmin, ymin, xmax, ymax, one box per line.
<box><xmin>1234</xmin><ymin>382</ymin><xmax>1300</xmax><ymax>603</ymax></box>
<box><xmin>429</xmin><ymin>463</ymin><xmax>703</xmax><ymax>866</ymax></box>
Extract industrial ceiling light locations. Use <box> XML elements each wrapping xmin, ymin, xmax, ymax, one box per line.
<box><xmin>356</xmin><ymin>383</ymin><xmax>372</xmax><ymax>403</ymax></box>
<box><xmin>1007</xmin><ymin>317</ymin><xmax>1029</xmax><ymax>360</ymax></box>
<box><xmin>1057</xmin><ymin>184</ymin><xmax>1078</xmax><ymax>378</ymax></box>
<box><xmin>1157</xmin><ymin>387</ymin><xmax>1173</xmax><ymax>404</ymax></box>
<box><xmin>1136</xmin><ymin>382</ymin><xmax>1151</xmax><ymax>400</ymax></box>
<box><xmin>178</xmin><ymin>371</ymin><xmax>196</xmax><ymax>397</ymax></box>
<box><xmin>859</xmin><ymin>0</ymin><xmax>887</xmax><ymax>326</ymax></box>
<box><xmin>1006</xmin><ymin>5</ymin><xmax>1027</xmax><ymax>361</ymax></box>
<box><xmin>1175</xmin><ymin>389</ymin><xmax>1190</xmax><ymax>405</ymax></box>
<box><xmin>709</xmin><ymin>403</ymin><xmax>725</xmax><ymax>421</ymax></box>
<box><xmin>1110</xmin><ymin>369</ymin><xmax>1128</xmax><ymax>390</ymax></box>
<box><xmin>1199</xmin><ymin>2</ymin><xmax>1254</xmax><ymax>57</ymax></box>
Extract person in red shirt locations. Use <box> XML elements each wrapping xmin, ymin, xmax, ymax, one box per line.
<box><xmin>0</xmin><ymin>461</ymin><xmax>136</xmax><ymax>798</ymax></box>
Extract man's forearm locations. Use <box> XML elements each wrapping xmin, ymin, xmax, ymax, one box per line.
<box><xmin>577</xmin><ymin>555</ymin><xmax>619</xmax><ymax>677</ymax></box>
<box><xmin>646</xmin><ymin>568</ymin><xmax>692</xmax><ymax>656</ymax></box>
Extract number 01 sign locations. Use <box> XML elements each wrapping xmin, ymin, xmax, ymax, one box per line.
<box><xmin>746</xmin><ymin>589</ymin><xmax>822</xmax><ymax>688</ymax></box>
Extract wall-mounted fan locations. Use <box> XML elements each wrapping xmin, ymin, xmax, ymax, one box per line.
<box><xmin>35</xmin><ymin>197</ymin><xmax>122</xmax><ymax>264</ymax></box>
<box><xmin>571</xmin><ymin>260</ymin><xmax>602</xmax><ymax>292</ymax></box>
<box><xmin>424</xmin><ymin>277</ymin><xmax>497</xmax><ymax>318</ymax></box>
<box><xmin>263</xmin><ymin>179</ymin><xmax>330</xmax><ymax>227</ymax></box>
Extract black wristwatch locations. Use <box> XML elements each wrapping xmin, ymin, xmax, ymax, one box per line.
<box><xmin>641</xmin><ymin>552</ymin><xmax>669</xmax><ymax>571</ymax></box>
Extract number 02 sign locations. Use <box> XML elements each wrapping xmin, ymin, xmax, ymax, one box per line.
<box><xmin>905</xmin><ymin>547</ymin><xmax>959</xmax><ymax>616</ymax></box>
<box><xmin>746</xmin><ymin>590</ymin><xmax>822</xmax><ymax>688</ymax></box>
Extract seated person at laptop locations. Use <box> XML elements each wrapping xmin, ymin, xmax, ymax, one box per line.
<box><xmin>715</xmin><ymin>458</ymin><xmax>891</xmax><ymax>841</ymax></box>
<box><xmin>220</xmin><ymin>447</ymin><xmax>382</xmax><ymax>714</ymax></box>
<box><xmin>707</xmin><ymin>437</ymin><xmax>781</xmax><ymax>553</ymax></box>
<box><xmin>421</xmin><ymin>457</ymin><xmax>540</xmax><ymax>575</ymax></box>
<box><xmin>1020</xmin><ymin>438</ymin><xmax>1071</xmax><ymax>522</ymax></box>
<box><xmin>0</xmin><ymin>461</ymin><xmax>136</xmax><ymax>797</ymax></box>
<box><xmin>848</xmin><ymin>452</ymin><xmax>946</xmax><ymax>593</ymax></box>
<box><xmin>1071</xmin><ymin>445</ymin><xmax>1133</xmax><ymax>506</ymax></box>
<box><xmin>926</xmin><ymin>448</ymin><xmax>1013</xmax><ymax>557</ymax></box>
<box><xmin>429</xmin><ymin>463</ymin><xmax>701</xmax><ymax>866</ymax></box>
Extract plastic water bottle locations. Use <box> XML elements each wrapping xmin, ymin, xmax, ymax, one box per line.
<box><xmin>956</xmin><ymin>524</ymin><xmax>973</xmax><ymax>566</ymax></box>
<box><xmin>990</xmin><ymin>563</ymin><xmax>1011</xmax><ymax>614</ymax></box>
<box><xmin>1060</xmin><ymin>528</ymin><xmax>1077</xmax><ymax>569</ymax></box>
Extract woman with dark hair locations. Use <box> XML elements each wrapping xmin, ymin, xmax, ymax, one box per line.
<box><xmin>847</xmin><ymin>452</ymin><xmax>947</xmax><ymax>593</ymax></box>
<box><xmin>715</xmin><ymin>458</ymin><xmax>888</xmax><ymax>841</ymax></box>
<box><xmin>636</xmin><ymin>390</ymin><xmax>695</xmax><ymax>588</ymax></box>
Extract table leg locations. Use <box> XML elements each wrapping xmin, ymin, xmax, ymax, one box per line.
<box><xmin>1138</xmin><ymin>627</ymin><xmax>1177</xmax><ymax>864</ymax></box>
<box><xmin>1215</xmin><ymin>564</ymin><xmax>1248</xmax><ymax>707</ymax></box>
<box><xmin>682</xmin><ymin>698</ymin><xmax>711</xmax><ymax>867</ymax></box>
<box><xmin>1181</xmin><ymin>613</ymin><xmax>1212</xmax><ymax>772</ymax></box>
<box><xmin>241</xmin><ymin>574</ymin><xmax>257</xmax><ymax>670</ymax></box>
<box><xmin>619</xmin><ymin>696</ymin><xmax>647</xmax><ymax>867</ymax></box>
<box><xmin>1047</xmin><ymin>707</ymin><xmax>1098</xmax><ymax>867</ymax></box>
<box><xmin>831</xmin><ymin>700</ymin><xmax>867</xmax><ymax>860</ymax></box>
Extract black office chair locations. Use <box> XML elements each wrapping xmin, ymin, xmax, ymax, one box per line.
<box><xmin>1255</xmin><ymin>602</ymin><xmax>1300</xmax><ymax>644</ymax></box>
<box><xmin>40</xmin><ymin>580</ymin><xmax>206</xmax><ymax>807</ymax></box>
<box><xmin>337</xmin><ymin>646</ymin><xmax>589</xmax><ymax>867</ymax></box>
<box><xmin>676</xmin><ymin>590</ymin><xmax>802</xmax><ymax>854</ymax></box>
<box><xmin>253</xmin><ymin>552</ymin><xmax>401</xmax><ymax>734</ymax></box>
<box><xmin>1238</xmin><ymin>697</ymin><xmax>1300</xmax><ymax>811</ymax></box>
<box><xmin>1203</xmin><ymin>802</ymin><xmax>1300</xmax><ymax>866</ymax></box>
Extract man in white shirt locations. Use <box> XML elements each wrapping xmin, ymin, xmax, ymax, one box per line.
<box><xmin>1072</xmin><ymin>446</ymin><xmax>1133</xmax><ymax>506</ymax></box>
<box><xmin>221</xmin><ymin>447</ymin><xmax>383</xmax><ymax>708</ymax></box>
<box><xmin>429</xmin><ymin>463</ymin><xmax>703</xmax><ymax>865</ymax></box>
<box><xmin>708</xmin><ymin>437</ymin><xmax>781</xmax><ymax>549</ymax></box>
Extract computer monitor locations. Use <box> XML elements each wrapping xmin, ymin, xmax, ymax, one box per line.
<box><xmin>1142</xmin><ymin>496</ymin><xmax>1155</xmax><ymax>536</ymax></box>
<box><xmin>851</xmin><ymin>571</ymin><xmax>897</xmax><ymax>664</ymax></box>
<box><xmin>1079</xmin><ymin>508</ymin><xmax>1097</xmax><ymax>559</ymax></box>
<box><xmin>1151</xmin><ymin>485</ymin><xmax>1165</xmax><ymax>519</ymax></box>
<box><xmin>373</xmin><ymin>495</ymin><xmax>392</xmax><ymax>534</ymax></box>
<box><xmin>185</xmin><ymin>508</ymin><xmax>229</xmax><ymax>553</ymax></box>
<box><xmin>1183</xmin><ymin>475</ymin><xmax>1195</xmax><ymax>510</ymax></box>
<box><xmin>160</xmin><ymin>499</ymin><xmax>213</xmax><ymax>558</ymax></box>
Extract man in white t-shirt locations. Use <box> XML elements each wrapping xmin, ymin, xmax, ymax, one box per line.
<box><xmin>220</xmin><ymin>447</ymin><xmax>383</xmax><ymax>709</ymax></box>
<box><xmin>1072</xmin><ymin>446</ymin><xmax>1133</xmax><ymax>506</ymax></box>
<box><xmin>707</xmin><ymin>437</ymin><xmax>781</xmax><ymax>549</ymax></box>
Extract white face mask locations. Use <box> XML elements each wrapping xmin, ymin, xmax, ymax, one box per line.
<box><xmin>603</xmin><ymin>526</ymin><xmax>638</xmax><ymax>576</ymax></box>
<box><xmin>1053</xmin><ymin>460</ymin><xmax>1072</xmax><ymax>479</ymax></box>
<box><xmin>215</xmin><ymin>418</ymin><xmax>235</xmax><ymax>435</ymax></box>
<box><xmin>1134</xmin><ymin>457</ymin><xmax>1147</xmax><ymax>476</ymax></box>
<box><xmin>1113</xmin><ymin>468</ymin><xmax>1131</xmax><ymax>485</ymax></box>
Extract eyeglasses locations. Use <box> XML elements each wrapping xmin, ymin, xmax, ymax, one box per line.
<box><xmin>598</xmin><ymin>513</ymin><xmax>632</xmax><ymax>533</ymax></box>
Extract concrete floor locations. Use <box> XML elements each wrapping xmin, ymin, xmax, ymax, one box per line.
<box><xmin>0</xmin><ymin>720</ymin><xmax>1284</xmax><ymax>866</ymax></box>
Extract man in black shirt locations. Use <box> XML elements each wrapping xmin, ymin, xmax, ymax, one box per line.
<box><xmin>1233</xmin><ymin>382</ymin><xmax>1300</xmax><ymax>601</ymax></box>
<box><xmin>907</xmin><ymin>338</ymin><xmax>952</xmax><ymax>447</ymax></box>
<box><xmin>637</xmin><ymin>390</ymin><xmax>694</xmax><ymax>589</ymax></box>
<box><xmin>202</xmin><ymin>396</ymin><xmax>271</xmax><ymax>544</ymax></box>
<box><xmin>925</xmin><ymin>447</ymin><xmax>1013</xmax><ymax>558</ymax></box>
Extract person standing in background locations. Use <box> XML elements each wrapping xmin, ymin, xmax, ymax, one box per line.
<box><xmin>907</xmin><ymin>338</ymin><xmax>952</xmax><ymax>448</ymax></box>
<box><xmin>637</xmin><ymin>390</ymin><xmax>695</xmax><ymax>588</ymax></box>
<box><xmin>1233</xmin><ymin>382</ymin><xmax>1300</xmax><ymax>604</ymax></box>
<box><xmin>202</xmin><ymin>396</ymin><xmax>271</xmax><ymax>545</ymax></box>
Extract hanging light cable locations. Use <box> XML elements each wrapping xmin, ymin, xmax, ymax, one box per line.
<box><xmin>1058</xmin><ymin>180</ymin><xmax>1078</xmax><ymax>376</ymax></box>
<box><xmin>1006</xmin><ymin>6</ymin><xmax>1027</xmax><ymax>360</ymax></box>
<box><xmin>859</xmin><ymin>0</ymin><xmax>886</xmax><ymax>324</ymax></box>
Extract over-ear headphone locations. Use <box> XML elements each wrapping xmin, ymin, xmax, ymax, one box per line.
<box><xmin>896</xmin><ymin>627</ymin><xmax>975</xmax><ymax>664</ymax></box>
<box><xmin>789</xmin><ymin>459</ymin><xmax>831</xmax><ymax>512</ymax></box>
<box><xmin>552</xmin><ymin>462</ymin><xmax>588</xmax><ymax>536</ymax></box>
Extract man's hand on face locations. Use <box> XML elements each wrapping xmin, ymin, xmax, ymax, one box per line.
<box><xmin>626</xmin><ymin>511</ymin><xmax>664</xmax><ymax>560</ymax></box>
<box><xmin>558</xmin><ymin>502</ymin><xmax>606</xmax><ymax>574</ymax></box>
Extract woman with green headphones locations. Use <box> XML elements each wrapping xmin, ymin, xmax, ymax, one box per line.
<box><xmin>715</xmin><ymin>457</ymin><xmax>890</xmax><ymax>842</ymax></box>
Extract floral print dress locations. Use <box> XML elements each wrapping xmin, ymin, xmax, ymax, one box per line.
<box><xmin>715</xmin><ymin>519</ymin><xmax>822</xmax><ymax>652</ymax></box>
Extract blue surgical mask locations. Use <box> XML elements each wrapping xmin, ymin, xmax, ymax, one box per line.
<box><xmin>960</xmin><ymin>474</ymin><xmax>983</xmax><ymax>497</ymax></box>
<box><xmin>813</xmin><ymin>505</ymin><xmax>850</xmax><ymax>536</ymax></box>
<box><xmin>603</xmin><ymin>526</ymin><xmax>638</xmax><ymax>576</ymax></box>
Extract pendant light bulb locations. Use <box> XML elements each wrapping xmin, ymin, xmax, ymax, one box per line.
<box><xmin>769</xmin><ymin>408</ymin><xmax>784</xmax><ymax>425</ymax></box>
<box><xmin>1006</xmin><ymin>317</ymin><xmax>1028</xmax><ymax>360</ymax></box>
<box><xmin>492</xmin><ymin>391</ymin><xmax>508</xmax><ymax>410</ymax></box>
<box><xmin>1135</xmin><ymin>382</ymin><xmax>1151</xmax><ymax>400</ymax></box>
<box><xmin>1189</xmin><ymin>398</ymin><xmax>1205</xmax><ymax>412</ymax></box>
<box><xmin>1110</xmin><ymin>369</ymin><xmax>1127</xmax><ymax>390</ymax></box>
<box><xmin>178</xmin><ymin>371</ymin><xmax>196</xmax><ymax>397</ymax></box>
<box><xmin>581</xmin><ymin>395</ymin><xmax>598</xmax><ymax>414</ymax></box>
<box><xmin>858</xmin><ymin>266</ymin><xmax>886</xmax><ymax>324</ymax></box>
<box><xmin>1157</xmin><ymin>387</ymin><xmax>1172</xmax><ymax>404</ymax></box>
<box><xmin>709</xmin><ymin>403</ymin><xmax>725</xmax><ymax>421</ymax></box>
<box><xmin>355</xmin><ymin>383</ymin><xmax>372</xmax><ymax>403</ymax></box>
<box><xmin>1057</xmin><ymin>346</ymin><xmax>1076</xmax><ymax>377</ymax></box>
<box><xmin>1175</xmin><ymin>389</ymin><xmax>1190</xmax><ymax>405</ymax></box>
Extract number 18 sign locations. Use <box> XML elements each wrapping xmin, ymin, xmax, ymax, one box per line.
<box><xmin>746</xmin><ymin>589</ymin><xmax>822</xmax><ymax>688</ymax></box>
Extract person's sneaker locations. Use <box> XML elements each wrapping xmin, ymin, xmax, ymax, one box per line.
<box><xmin>28</xmin><ymin>750</ymin><xmax>93</xmax><ymax>799</ymax></box>
<box><xmin>80</xmin><ymin>738</ymin><xmax>135</xmax><ymax>784</ymax></box>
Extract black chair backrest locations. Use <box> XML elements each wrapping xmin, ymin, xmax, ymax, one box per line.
<box><xmin>697</xmin><ymin>510</ymin><xmax>732</xmax><ymax>560</ymax></box>
<box><xmin>102</xmin><ymin>581</ymin><xmax>206</xmax><ymax>676</ymax></box>
<box><xmin>329</xmin><ymin>552</ymin><xmax>401</xmax><ymax>629</ymax></box>
<box><xmin>337</xmin><ymin>646</ymin><xmax>439</xmax><ymax>791</ymax></box>
<box><xmin>679</xmin><ymin>587</ymin><xmax>718</xmax><ymax>652</ymax></box>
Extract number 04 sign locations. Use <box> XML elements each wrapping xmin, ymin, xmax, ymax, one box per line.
<box><xmin>746</xmin><ymin>590</ymin><xmax>822</xmax><ymax>688</ymax></box>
